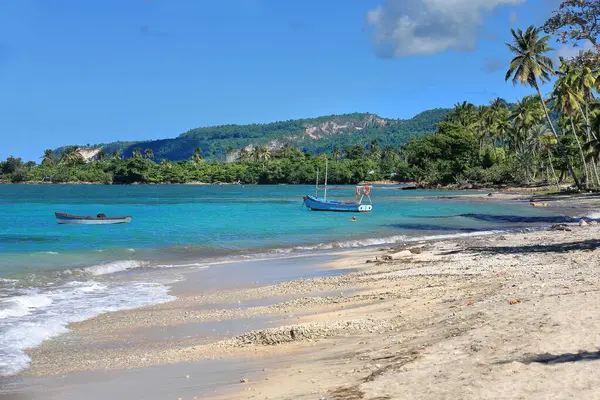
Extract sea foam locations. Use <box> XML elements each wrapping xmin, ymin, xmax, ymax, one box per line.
<box><xmin>84</xmin><ymin>260</ymin><xmax>148</xmax><ymax>276</ymax></box>
<box><xmin>0</xmin><ymin>280</ymin><xmax>174</xmax><ymax>376</ymax></box>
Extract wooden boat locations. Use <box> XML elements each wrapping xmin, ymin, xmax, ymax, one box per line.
<box><xmin>303</xmin><ymin>195</ymin><xmax>372</xmax><ymax>212</ymax></box>
<box><xmin>303</xmin><ymin>159</ymin><xmax>373</xmax><ymax>213</ymax></box>
<box><xmin>55</xmin><ymin>212</ymin><xmax>132</xmax><ymax>225</ymax></box>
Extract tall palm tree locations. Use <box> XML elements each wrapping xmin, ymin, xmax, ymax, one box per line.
<box><xmin>332</xmin><ymin>146</ymin><xmax>341</xmax><ymax>162</ymax></box>
<box><xmin>536</xmin><ymin>126</ymin><xmax>561</xmax><ymax>190</ymax></box>
<box><xmin>489</xmin><ymin>99</ymin><xmax>511</xmax><ymax>152</ymax></box>
<box><xmin>59</xmin><ymin>146</ymin><xmax>84</xmax><ymax>166</ymax></box>
<box><xmin>511</xmin><ymin>96</ymin><xmax>545</xmax><ymax>154</ymax></box>
<box><xmin>553</xmin><ymin>65</ymin><xmax>590</xmax><ymax>186</ymax></box>
<box><xmin>41</xmin><ymin>149</ymin><xmax>57</xmax><ymax>166</ymax></box>
<box><xmin>237</xmin><ymin>148</ymin><xmax>251</xmax><ymax>163</ymax></box>
<box><xmin>144</xmin><ymin>148</ymin><xmax>154</xmax><ymax>160</ymax></box>
<box><xmin>449</xmin><ymin>101</ymin><xmax>478</xmax><ymax>131</ymax></box>
<box><xmin>257</xmin><ymin>146</ymin><xmax>271</xmax><ymax>165</ymax></box>
<box><xmin>131</xmin><ymin>148</ymin><xmax>142</xmax><ymax>160</ymax></box>
<box><xmin>192</xmin><ymin>147</ymin><xmax>203</xmax><ymax>164</ymax></box>
<box><xmin>160</xmin><ymin>159</ymin><xmax>172</xmax><ymax>170</ymax></box>
<box><xmin>505</xmin><ymin>25</ymin><xmax>582</xmax><ymax>189</ymax></box>
<box><xmin>369</xmin><ymin>140</ymin><xmax>381</xmax><ymax>161</ymax></box>
<box><xmin>96</xmin><ymin>150</ymin><xmax>107</xmax><ymax>162</ymax></box>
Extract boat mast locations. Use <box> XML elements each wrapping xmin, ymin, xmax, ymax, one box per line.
<box><xmin>324</xmin><ymin>157</ymin><xmax>328</xmax><ymax>201</ymax></box>
<box><xmin>315</xmin><ymin>167</ymin><xmax>319</xmax><ymax>198</ymax></box>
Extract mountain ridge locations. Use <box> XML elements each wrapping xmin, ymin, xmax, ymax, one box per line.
<box><xmin>59</xmin><ymin>109</ymin><xmax>452</xmax><ymax>161</ymax></box>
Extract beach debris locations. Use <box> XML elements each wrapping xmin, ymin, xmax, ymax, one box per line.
<box><xmin>240</xmin><ymin>378</ymin><xmax>248</xmax><ymax>383</ymax></box>
<box><xmin>549</xmin><ymin>224</ymin><xmax>572</xmax><ymax>232</ymax></box>
<box><xmin>530</xmin><ymin>201</ymin><xmax>549</xmax><ymax>207</ymax></box>
<box><xmin>185</xmin><ymin>375</ymin><xmax>190</xmax><ymax>379</ymax></box>
<box><xmin>591</xmin><ymin>221</ymin><xmax>598</xmax><ymax>226</ymax></box>
<box><xmin>497</xmin><ymin>235</ymin><xmax>507</xmax><ymax>241</ymax></box>
<box><xmin>466</xmin><ymin>301</ymin><xmax>474</xmax><ymax>306</ymax></box>
<box><xmin>470</xmin><ymin>342</ymin><xmax>483</xmax><ymax>352</ymax></box>
<box><xmin>488</xmin><ymin>193</ymin><xmax>494</xmax><ymax>197</ymax></box>
<box><xmin>579</xmin><ymin>219</ymin><xmax>589</xmax><ymax>227</ymax></box>
<box><xmin>392</xmin><ymin>250</ymin><xmax>412</xmax><ymax>259</ymax></box>
<box><xmin>508</xmin><ymin>299</ymin><xmax>521</xmax><ymax>305</ymax></box>
<box><xmin>441</xmin><ymin>298</ymin><xmax>456</xmax><ymax>303</ymax></box>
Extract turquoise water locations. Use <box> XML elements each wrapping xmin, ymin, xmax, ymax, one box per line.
<box><xmin>0</xmin><ymin>184</ymin><xmax>585</xmax><ymax>376</ymax></box>
<box><xmin>0</xmin><ymin>184</ymin><xmax>565</xmax><ymax>275</ymax></box>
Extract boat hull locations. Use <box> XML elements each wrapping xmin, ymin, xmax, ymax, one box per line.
<box><xmin>55</xmin><ymin>213</ymin><xmax>132</xmax><ymax>225</ymax></box>
<box><xmin>303</xmin><ymin>196</ymin><xmax>372</xmax><ymax>212</ymax></box>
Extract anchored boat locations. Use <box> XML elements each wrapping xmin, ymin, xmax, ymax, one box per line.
<box><xmin>55</xmin><ymin>212</ymin><xmax>132</xmax><ymax>225</ymax></box>
<box><xmin>303</xmin><ymin>158</ymin><xmax>373</xmax><ymax>213</ymax></box>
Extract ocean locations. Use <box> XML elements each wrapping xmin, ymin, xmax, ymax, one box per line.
<box><xmin>0</xmin><ymin>184</ymin><xmax>590</xmax><ymax>376</ymax></box>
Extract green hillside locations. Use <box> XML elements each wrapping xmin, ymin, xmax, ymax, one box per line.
<box><xmin>64</xmin><ymin>109</ymin><xmax>451</xmax><ymax>161</ymax></box>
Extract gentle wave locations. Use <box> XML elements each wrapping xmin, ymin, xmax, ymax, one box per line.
<box><xmin>0</xmin><ymin>280</ymin><xmax>173</xmax><ymax>377</ymax></box>
<box><xmin>83</xmin><ymin>260</ymin><xmax>148</xmax><ymax>276</ymax></box>
<box><xmin>585</xmin><ymin>211</ymin><xmax>600</xmax><ymax>219</ymax></box>
<box><xmin>0</xmin><ymin>293</ymin><xmax>53</xmax><ymax>319</ymax></box>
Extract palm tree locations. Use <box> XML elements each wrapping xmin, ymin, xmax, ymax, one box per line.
<box><xmin>96</xmin><ymin>150</ymin><xmax>107</xmax><ymax>162</ymax></box>
<box><xmin>505</xmin><ymin>25</ymin><xmax>582</xmax><ymax>189</ymax></box>
<box><xmin>237</xmin><ymin>148</ymin><xmax>251</xmax><ymax>163</ymax></box>
<box><xmin>553</xmin><ymin>65</ymin><xmax>590</xmax><ymax>186</ymax></box>
<box><xmin>536</xmin><ymin>126</ymin><xmax>561</xmax><ymax>190</ymax></box>
<box><xmin>160</xmin><ymin>159</ymin><xmax>172</xmax><ymax>170</ymax></box>
<box><xmin>41</xmin><ymin>149</ymin><xmax>57</xmax><ymax>166</ymax></box>
<box><xmin>332</xmin><ymin>146</ymin><xmax>341</xmax><ymax>162</ymax></box>
<box><xmin>449</xmin><ymin>101</ymin><xmax>478</xmax><ymax>131</ymax></box>
<box><xmin>112</xmin><ymin>150</ymin><xmax>121</xmax><ymax>161</ymax></box>
<box><xmin>257</xmin><ymin>146</ymin><xmax>271</xmax><ymax>165</ymax></box>
<box><xmin>511</xmin><ymin>96</ymin><xmax>545</xmax><ymax>154</ymax></box>
<box><xmin>59</xmin><ymin>146</ymin><xmax>84</xmax><ymax>166</ymax></box>
<box><xmin>144</xmin><ymin>148</ymin><xmax>154</xmax><ymax>160</ymax></box>
<box><xmin>489</xmin><ymin>98</ymin><xmax>511</xmax><ymax>150</ymax></box>
<box><xmin>131</xmin><ymin>148</ymin><xmax>142</xmax><ymax>160</ymax></box>
<box><xmin>369</xmin><ymin>140</ymin><xmax>381</xmax><ymax>161</ymax></box>
<box><xmin>192</xmin><ymin>147</ymin><xmax>203</xmax><ymax>164</ymax></box>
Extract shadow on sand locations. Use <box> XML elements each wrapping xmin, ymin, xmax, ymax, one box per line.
<box><xmin>464</xmin><ymin>239</ymin><xmax>600</xmax><ymax>255</ymax></box>
<box><xmin>498</xmin><ymin>350</ymin><xmax>600</xmax><ymax>366</ymax></box>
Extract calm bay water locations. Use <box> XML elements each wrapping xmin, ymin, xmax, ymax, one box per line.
<box><xmin>0</xmin><ymin>184</ymin><xmax>587</xmax><ymax>376</ymax></box>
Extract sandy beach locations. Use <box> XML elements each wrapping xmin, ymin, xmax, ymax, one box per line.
<box><xmin>3</xmin><ymin>195</ymin><xmax>600</xmax><ymax>399</ymax></box>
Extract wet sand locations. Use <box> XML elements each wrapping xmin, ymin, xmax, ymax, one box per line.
<box><xmin>5</xmin><ymin>199</ymin><xmax>600</xmax><ymax>399</ymax></box>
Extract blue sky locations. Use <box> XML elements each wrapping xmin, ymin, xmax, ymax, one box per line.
<box><xmin>0</xmin><ymin>0</ymin><xmax>573</xmax><ymax>161</ymax></box>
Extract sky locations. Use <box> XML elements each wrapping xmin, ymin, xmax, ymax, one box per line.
<box><xmin>0</xmin><ymin>0</ymin><xmax>581</xmax><ymax>161</ymax></box>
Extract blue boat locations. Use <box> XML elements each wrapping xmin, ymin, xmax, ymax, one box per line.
<box><xmin>303</xmin><ymin>195</ymin><xmax>372</xmax><ymax>212</ymax></box>
<box><xmin>303</xmin><ymin>158</ymin><xmax>373</xmax><ymax>212</ymax></box>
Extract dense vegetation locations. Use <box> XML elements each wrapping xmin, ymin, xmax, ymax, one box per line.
<box><xmin>57</xmin><ymin>110</ymin><xmax>450</xmax><ymax>161</ymax></box>
<box><xmin>0</xmin><ymin>144</ymin><xmax>398</xmax><ymax>184</ymax></box>
<box><xmin>1</xmin><ymin>1</ymin><xmax>598</xmax><ymax>189</ymax></box>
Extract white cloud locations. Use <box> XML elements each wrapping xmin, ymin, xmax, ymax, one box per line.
<box><xmin>555</xmin><ymin>41</ymin><xmax>596</xmax><ymax>61</ymax></box>
<box><xmin>366</xmin><ymin>0</ymin><xmax>526</xmax><ymax>58</ymax></box>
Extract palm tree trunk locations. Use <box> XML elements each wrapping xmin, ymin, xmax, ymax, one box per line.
<box><xmin>580</xmin><ymin>102</ymin><xmax>600</xmax><ymax>187</ymax></box>
<box><xmin>570</xmin><ymin>119</ymin><xmax>589</xmax><ymax>188</ymax></box>
<box><xmin>534</xmin><ymin>82</ymin><xmax>582</xmax><ymax>190</ymax></box>
<box><xmin>547</xmin><ymin>150</ymin><xmax>560</xmax><ymax>191</ymax></box>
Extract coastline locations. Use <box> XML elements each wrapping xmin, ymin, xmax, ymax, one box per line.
<box><xmin>6</xmin><ymin>203</ymin><xmax>600</xmax><ymax>398</ymax></box>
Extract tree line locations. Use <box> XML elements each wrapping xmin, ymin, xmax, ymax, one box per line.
<box><xmin>1</xmin><ymin>1</ymin><xmax>597</xmax><ymax>189</ymax></box>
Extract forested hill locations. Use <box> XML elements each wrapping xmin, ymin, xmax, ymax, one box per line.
<box><xmin>66</xmin><ymin>109</ymin><xmax>451</xmax><ymax>161</ymax></box>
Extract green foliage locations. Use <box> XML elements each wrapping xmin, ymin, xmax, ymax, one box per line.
<box><xmin>543</xmin><ymin>0</ymin><xmax>600</xmax><ymax>48</ymax></box>
<box><xmin>56</xmin><ymin>111</ymin><xmax>450</xmax><ymax>162</ymax></box>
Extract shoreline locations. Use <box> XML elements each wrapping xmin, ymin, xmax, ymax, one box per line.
<box><xmin>3</xmin><ymin>194</ymin><xmax>600</xmax><ymax>399</ymax></box>
<box><xmin>5</xmin><ymin>209</ymin><xmax>600</xmax><ymax>398</ymax></box>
